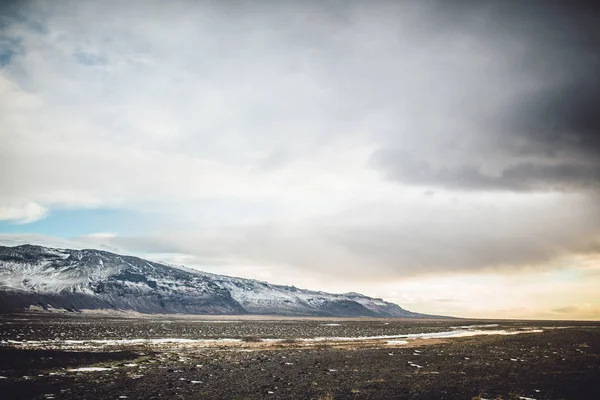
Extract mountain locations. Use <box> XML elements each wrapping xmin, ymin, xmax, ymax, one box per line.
<box><xmin>0</xmin><ymin>244</ymin><xmax>433</xmax><ymax>318</ymax></box>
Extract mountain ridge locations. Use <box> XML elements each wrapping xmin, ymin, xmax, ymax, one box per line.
<box><xmin>0</xmin><ymin>244</ymin><xmax>439</xmax><ymax>318</ymax></box>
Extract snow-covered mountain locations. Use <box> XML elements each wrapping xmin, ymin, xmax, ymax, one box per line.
<box><xmin>0</xmin><ymin>244</ymin><xmax>431</xmax><ymax>318</ymax></box>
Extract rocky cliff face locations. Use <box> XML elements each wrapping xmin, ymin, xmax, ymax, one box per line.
<box><xmin>0</xmin><ymin>244</ymin><xmax>432</xmax><ymax>318</ymax></box>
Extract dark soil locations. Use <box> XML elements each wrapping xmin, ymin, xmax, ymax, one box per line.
<box><xmin>0</xmin><ymin>313</ymin><xmax>468</xmax><ymax>341</ymax></box>
<box><xmin>1</xmin><ymin>315</ymin><xmax>599</xmax><ymax>400</ymax></box>
<box><xmin>0</xmin><ymin>348</ymin><xmax>140</xmax><ymax>373</ymax></box>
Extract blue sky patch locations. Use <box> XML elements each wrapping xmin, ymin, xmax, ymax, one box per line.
<box><xmin>0</xmin><ymin>208</ymin><xmax>157</xmax><ymax>238</ymax></box>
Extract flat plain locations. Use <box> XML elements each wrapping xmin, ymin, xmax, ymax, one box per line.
<box><xmin>1</xmin><ymin>313</ymin><xmax>599</xmax><ymax>400</ymax></box>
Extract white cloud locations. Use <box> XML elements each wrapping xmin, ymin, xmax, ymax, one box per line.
<box><xmin>0</xmin><ymin>202</ymin><xmax>48</xmax><ymax>224</ymax></box>
<box><xmin>79</xmin><ymin>232</ymin><xmax>118</xmax><ymax>239</ymax></box>
<box><xmin>1</xmin><ymin>0</ymin><xmax>599</xmax><ymax>308</ymax></box>
<box><xmin>0</xmin><ymin>233</ymin><xmax>90</xmax><ymax>249</ymax></box>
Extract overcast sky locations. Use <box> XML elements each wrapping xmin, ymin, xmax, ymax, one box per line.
<box><xmin>1</xmin><ymin>0</ymin><xmax>599</xmax><ymax>319</ymax></box>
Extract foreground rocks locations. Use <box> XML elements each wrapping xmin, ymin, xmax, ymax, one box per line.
<box><xmin>1</xmin><ymin>315</ymin><xmax>599</xmax><ymax>399</ymax></box>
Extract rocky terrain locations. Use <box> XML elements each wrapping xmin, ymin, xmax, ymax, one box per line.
<box><xmin>0</xmin><ymin>245</ymin><xmax>430</xmax><ymax>318</ymax></box>
<box><xmin>0</xmin><ymin>315</ymin><xmax>598</xmax><ymax>400</ymax></box>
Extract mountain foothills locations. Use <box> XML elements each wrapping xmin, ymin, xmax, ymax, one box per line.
<box><xmin>0</xmin><ymin>245</ymin><xmax>432</xmax><ymax>318</ymax></box>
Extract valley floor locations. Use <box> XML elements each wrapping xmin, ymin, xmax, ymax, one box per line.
<box><xmin>1</xmin><ymin>314</ymin><xmax>599</xmax><ymax>399</ymax></box>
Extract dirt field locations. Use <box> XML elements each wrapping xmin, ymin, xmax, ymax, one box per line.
<box><xmin>1</xmin><ymin>314</ymin><xmax>599</xmax><ymax>399</ymax></box>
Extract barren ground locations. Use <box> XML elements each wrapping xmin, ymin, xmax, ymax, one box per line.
<box><xmin>1</xmin><ymin>314</ymin><xmax>599</xmax><ymax>399</ymax></box>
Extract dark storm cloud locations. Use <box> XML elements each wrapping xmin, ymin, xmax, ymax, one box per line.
<box><xmin>506</xmin><ymin>1</ymin><xmax>600</xmax><ymax>162</ymax></box>
<box><xmin>372</xmin><ymin>151</ymin><xmax>600</xmax><ymax>191</ymax></box>
<box><xmin>371</xmin><ymin>1</ymin><xmax>600</xmax><ymax>192</ymax></box>
<box><xmin>511</xmin><ymin>79</ymin><xmax>600</xmax><ymax>159</ymax></box>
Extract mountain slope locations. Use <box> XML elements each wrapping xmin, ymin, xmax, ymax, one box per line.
<box><xmin>0</xmin><ymin>244</ymin><xmax>433</xmax><ymax>318</ymax></box>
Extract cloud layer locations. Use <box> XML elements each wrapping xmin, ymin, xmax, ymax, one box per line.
<box><xmin>1</xmin><ymin>0</ymin><xmax>599</xmax><ymax>289</ymax></box>
<box><xmin>370</xmin><ymin>1</ymin><xmax>600</xmax><ymax>192</ymax></box>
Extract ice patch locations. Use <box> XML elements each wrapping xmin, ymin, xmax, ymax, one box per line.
<box><xmin>2</xmin><ymin>328</ymin><xmax>544</xmax><ymax>350</ymax></box>
<box><xmin>419</xmin><ymin>329</ymin><xmax>543</xmax><ymax>339</ymax></box>
<box><xmin>299</xmin><ymin>328</ymin><xmax>543</xmax><ymax>342</ymax></box>
<box><xmin>68</xmin><ymin>367</ymin><xmax>113</xmax><ymax>372</ymax></box>
<box><xmin>60</xmin><ymin>338</ymin><xmax>242</xmax><ymax>346</ymax></box>
<box><xmin>386</xmin><ymin>340</ymin><xmax>408</xmax><ymax>345</ymax></box>
<box><xmin>453</xmin><ymin>324</ymin><xmax>500</xmax><ymax>329</ymax></box>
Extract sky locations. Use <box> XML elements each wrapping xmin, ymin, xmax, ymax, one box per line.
<box><xmin>1</xmin><ymin>0</ymin><xmax>599</xmax><ymax>320</ymax></box>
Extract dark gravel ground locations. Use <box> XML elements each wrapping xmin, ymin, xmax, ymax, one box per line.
<box><xmin>1</xmin><ymin>314</ymin><xmax>599</xmax><ymax>400</ymax></box>
<box><xmin>0</xmin><ymin>313</ymin><xmax>470</xmax><ymax>341</ymax></box>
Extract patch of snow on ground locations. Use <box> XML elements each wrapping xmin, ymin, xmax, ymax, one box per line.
<box><xmin>2</xmin><ymin>328</ymin><xmax>544</xmax><ymax>349</ymax></box>
<box><xmin>300</xmin><ymin>328</ymin><xmax>543</xmax><ymax>342</ymax></box>
<box><xmin>386</xmin><ymin>340</ymin><xmax>409</xmax><ymax>345</ymax></box>
<box><xmin>68</xmin><ymin>367</ymin><xmax>113</xmax><ymax>372</ymax></box>
<box><xmin>454</xmin><ymin>324</ymin><xmax>500</xmax><ymax>329</ymax></box>
<box><xmin>61</xmin><ymin>338</ymin><xmax>242</xmax><ymax>345</ymax></box>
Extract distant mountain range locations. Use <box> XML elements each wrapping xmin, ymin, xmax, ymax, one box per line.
<box><xmin>0</xmin><ymin>244</ymin><xmax>436</xmax><ymax>318</ymax></box>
